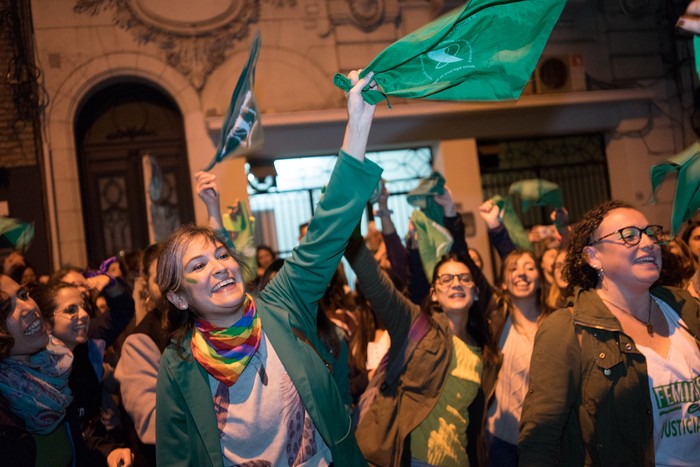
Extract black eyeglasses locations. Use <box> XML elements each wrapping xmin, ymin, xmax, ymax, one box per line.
<box><xmin>589</xmin><ymin>225</ymin><xmax>666</xmax><ymax>246</ymax></box>
<box><xmin>436</xmin><ymin>273</ymin><xmax>474</xmax><ymax>287</ymax></box>
<box><xmin>54</xmin><ymin>303</ymin><xmax>84</xmax><ymax>319</ymax></box>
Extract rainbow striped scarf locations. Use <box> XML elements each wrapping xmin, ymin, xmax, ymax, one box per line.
<box><xmin>191</xmin><ymin>294</ymin><xmax>262</xmax><ymax>386</ymax></box>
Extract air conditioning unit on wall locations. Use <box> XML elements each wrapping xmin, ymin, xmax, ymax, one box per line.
<box><xmin>535</xmin><ymin>54</ymin><xmax>587</xmax><ymax>93</ymax></box>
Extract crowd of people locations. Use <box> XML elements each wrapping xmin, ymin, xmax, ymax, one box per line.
<box><xmin>1</xmin><ymin>61</ymin><xmax>700</xmax><ymax>467</ymax></box>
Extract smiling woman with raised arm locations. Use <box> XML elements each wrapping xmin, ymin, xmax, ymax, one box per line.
<box><xmin>519</xmin><ymin>200</ymin><xmax>700</xmax><ymax>466</ymax></box>
<box><xmin>154</xmin><ymin>70</ymin><xmax>380</xmax><ymax>467</ymax></box>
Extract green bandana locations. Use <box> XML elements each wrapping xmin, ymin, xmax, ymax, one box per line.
<box><xmin>492</xmin><ymin>194</ymin><xmax>532</xmax><ymax>251</ymax></box>
<box><xmin>407</xmin><ymin>171</ymin><xmax>446</xmax><ymax>225</ymax></box>
<box><xmin>508</xmin><ymin>179</ymin><xmax>563</xmax><ymax>212</ymax></box>
<box><xmin>204</xmin><ymin>31</ymin><xmax>263</xmax><ymax>171</ymax></box>
<box><xmin>411</xmin><ymin>209</ymin><xmax>454</xmax><ymax>282</ymax></box>
<box><xmin>648</xmin><ymin>141</ymin><xmax>700</xmax><ymax>236</ymax></box>
<box><xmin>334</xmin><ymin>0</ymin><xmax>566</xmax><ymax>104</ymax></box>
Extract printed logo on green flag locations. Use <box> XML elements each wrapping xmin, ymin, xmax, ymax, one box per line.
<box><xmin>334</xmin><ymin>0</ymin><xmax>567</xmax><ymax>104</ymax></box>
<box><xmin>204</xmin><ymin>31</ymin><xmax>263</xmax><ymax>171</ymax></box>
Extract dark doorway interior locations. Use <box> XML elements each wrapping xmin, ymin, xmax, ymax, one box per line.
<box><xmin>75</xmin><ymin>81</ymin><xmax>194</xmax><ymax>267</ymax></box>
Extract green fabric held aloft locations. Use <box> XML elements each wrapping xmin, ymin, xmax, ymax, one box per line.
<box><xmin>0</xmin><ymin>216</ymin><xmax>34</xmax><ymax>253</ymax></box>
<box><xmin>648</xmin><ymin>141</ymin><xmax>700</xmax><ymax>236</ymax></box>
<box><xmin>222</xmin><ymin>200</ymin><xmax>258</xmax><ymax>283</ymax></box>
<box><xmin>407</xmin><ymin>171</ymin><xmax>446</xmax><ymax>224</ymax></box>
<box><xmin>411</xmin><ymin>209</ymin><xmax>454</xmax><ymax>282</ymax></box>
<box><xmin>204</xmin><ymin>31</ymin><xmax>263</xmax><ymax>171</ymax></box>
<box><xmin>508</xmin><ymin>178</ymin><xmax>563</xmax><ymax>212</ymax></box>
<box><xmin>492</xmin><ymin>194</ymin><xmax>532</xmax><ymax>251</ymax></box>
<box><xmin>333</xmin><ymin>0</ymin><xmax>567</xmax><ymax>104</ymax></box>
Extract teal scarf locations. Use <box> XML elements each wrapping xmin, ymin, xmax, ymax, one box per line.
<box><xmin>0</xmin><ymin>337</ymin><xmax>73</xmax><ymax>434</ymax></box>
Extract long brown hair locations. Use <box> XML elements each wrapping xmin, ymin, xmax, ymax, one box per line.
<box><xmin>156</xmin><ymin>224</ymin><xmax>249</xmax><ymax>356</ymax></box>
<box><xmin>494</xmin><ymin>249</ymin><xmax>547</xmax><ymax>320</ymax></box>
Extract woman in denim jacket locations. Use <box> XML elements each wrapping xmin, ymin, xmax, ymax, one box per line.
<box><xmin>520</xmin><ymin>200</ymin><xmax>700</xmax><ymax>466</ymax></box>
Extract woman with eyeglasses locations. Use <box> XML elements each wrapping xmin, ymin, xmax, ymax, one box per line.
<box><xmin>347</xmin><ymin>188</ymin><xmax>493</xmax><ymax>466</ymax></box>
<box><xmin>31</xmin><ymin>281</ymin><xmax>133</xmax><ymax>466</ymax></box>
<box><xmin>520</xmin><ymin>200</ymin><xmax>700</xmax><ymax>466</ymax></box>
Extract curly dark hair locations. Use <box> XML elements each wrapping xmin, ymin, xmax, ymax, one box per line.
<box><xmin>565</xmin><ymin>200</ymin><xmax>635</xmax><ymax>290</ymax></box>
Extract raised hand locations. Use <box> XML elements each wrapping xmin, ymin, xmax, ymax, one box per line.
<box><xmin>478</xmin><ymin>199</ymin><xmax>502</xmax><ymax>229</ymax></box>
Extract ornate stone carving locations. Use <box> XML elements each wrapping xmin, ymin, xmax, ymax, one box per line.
<box><xmin>74</xmin><ymin>0</ymin><xmax>260</xmax><ymax>90</ymax></box>
<box><xmin>348</xmin><ymin>0</ymin><xmax>384</xmax><ymax>30</ymax></box>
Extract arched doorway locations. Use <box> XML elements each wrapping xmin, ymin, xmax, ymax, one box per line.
<box><xmin>75</xmin><ymin>80</ymin><xmax>194</xmax><ymax>267</ymax></box>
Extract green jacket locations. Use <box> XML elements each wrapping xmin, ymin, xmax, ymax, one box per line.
<box><xmin>155</xmin><ymin>152</ymin><xmax>381</xmax><ymax>467</ymax></box>
<box><xmin>519</xmin><ymin>286</ymin><xmax>700</xmax><ymax>466</ymax></box>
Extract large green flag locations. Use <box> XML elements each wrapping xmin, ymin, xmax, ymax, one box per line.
<box><xmin>334</xmin><ymin>0</ymin><xmax>566</xmax><ymax>104</ymax></box>
<box><xmin>648</xmin><ymin>141</ymin><xmax>700</xmax><ymax>236</ymax></box>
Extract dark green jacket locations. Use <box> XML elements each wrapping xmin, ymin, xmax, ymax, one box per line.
<box><xmin>155</xmin><ymin>152</ymin><xmax>381</xmax><ymax>467</ymax></box>
<box><xmin>346</xmin><ymin>236</ymin><xmax>454</xmax><ymax>466</ymax></box>
<box><xmin>519</xmin><ymin>286</ymin><xmax>700</xmax><ymax>466</ymax></box>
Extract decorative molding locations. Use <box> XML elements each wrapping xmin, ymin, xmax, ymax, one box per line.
<box><xmin>74</xmin><ymin>0</ymin><xmax>260</xmax><ymax>91</ymax></box>
<box><xmin>348</xmin><ymin>0</ymin><xmax>384</xmax><ymax>31</ymax></box>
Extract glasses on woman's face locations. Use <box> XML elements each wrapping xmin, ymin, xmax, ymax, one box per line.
<box><xmin>53</xmin><ymin>303</ymin><xmax>84</xmax><ymax>319</ymax></box>
<box><xmin>435</xmin><ymin>273</ymin><xmax>474</xmax><ymax>287</ymax></box>
<box><xmin>589</xmin><ymin>225</ymin><xmax>666</xmax><ymax>246</ymax></box>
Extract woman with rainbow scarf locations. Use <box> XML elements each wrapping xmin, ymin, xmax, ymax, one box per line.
<box><xmin>154</xmin><ymin>70</ymin><xmax>379</xmax><ymax>467</ymax></box>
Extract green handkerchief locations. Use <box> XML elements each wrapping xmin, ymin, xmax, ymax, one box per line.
<box><xmin>509</xmin><ymin>179</ymin><xmax>563</xmax><ymax>212</ymax></box>
<box><xmin>492</xmin><ymin>195</ymin><xmax>532</xmax><ymax>251</ymax></box>
<box><xmin>411</xmin><ymin>209</ymin><xmax>454</xmax><ymax>282</ymax></box>
<box><xmin>334</xmin><ymin>0</ymin><xmax>567</xmax><ymax>104</ymax></box>
<box><xmin>648</xmin><ymin>142</ymin><xmax>700</xmax><ymax>236</ymax></box>
<box><xmin>407</xmin><ymin>172</ymin><xmax>446</xmax><ymax>224</ymax></box>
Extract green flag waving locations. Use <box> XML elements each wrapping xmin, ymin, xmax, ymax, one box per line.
<box><xmin>508</xmin><ymin>178</ymin><xmax>563</xmax><ymax>212</ymax></box>
<box><xmin>411</xmin><ymin>209</ymin><xmax>454</xmax><ymax>282</ymax></box>
<box><xmin>204</xmin><ymin>31</ymin><xmax>263</xmax><ymax>171</ymax></box>
<box><xmin>407</xmin><ymin>171</ymin><xmax>446</xmax><ymax>224</ymax></box>
<box><xmin>648</xmin><ymin>141</ymin><xmax>700</xmax><ymax>236</ymax></box>
<box><xmin>492</xmin><ymin>194</ymin><xmax>532</xmax><ymax>251</ymax></box>
<box><xmin>0</xmin><ymin>217</ymin><xmax>34</xmax><ymax>253</ymax></box>
<box><xmin>222</xmin><ymin>200</ymin><xmax>258</xmax><ymax>283</ymax></box>
<box><xmin>334</xmin><ymin>0</ymin><xmax>566</xmax><ymax>104</ymax></box>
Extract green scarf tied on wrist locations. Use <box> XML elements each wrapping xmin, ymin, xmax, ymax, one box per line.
<box><xmin>334</xmin><ymin>0</ymin><xmax>567</xmax><ymax>104</ymax></box>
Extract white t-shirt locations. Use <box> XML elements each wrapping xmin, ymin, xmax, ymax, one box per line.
<box><xmin>486</xmin><ymin>315</ymin><xmax>535</xmax><ymax>445</ymax></box>
<box><xmin>637</xmin><ymin>298</ymin><xmax>700</xmax><ymax>466</ymax></box>
<box><xmin>366</xmin><ymin>331</ymin><xmax>391</xmax><ymax>371</ymax></box>
<box><xmin>208</xmin><ymin>331</ymin><xmax>332</xmax><ymax>466</ymax></box>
